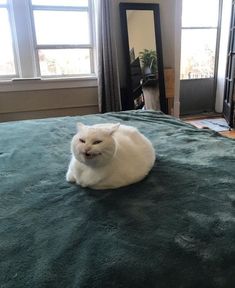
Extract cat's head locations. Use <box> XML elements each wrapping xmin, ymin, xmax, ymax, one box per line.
<box><xmin>71</xmin><ymin>122</ymin><xmax>120</xmax><ymax>166</ymax></box>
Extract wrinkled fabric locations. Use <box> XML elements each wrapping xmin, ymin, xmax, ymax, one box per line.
<box><xmin>0</xmin><ymin>110</ymin><xmax>235</xmax><ymax>288</ymax></box>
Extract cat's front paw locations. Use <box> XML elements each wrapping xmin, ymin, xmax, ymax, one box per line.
<box><xmin>66</xmin><ymin>171</ymin><xmax>76</xmax><ymax>183</ymax></box>
<box><xmin>77</xmin><ymin>179</ymin><xmax>88</xmax><ymax>187</ymax></box>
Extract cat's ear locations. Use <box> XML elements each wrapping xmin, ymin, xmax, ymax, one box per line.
<box><xmin>108</xmin><ymin>123</ymin><xmax>120</xmax><ymax>135</ymax></box>
<box><xmin>76</xmin><ymin>122</ymin><xmax>86</xmax><ymax>132</ymax></box>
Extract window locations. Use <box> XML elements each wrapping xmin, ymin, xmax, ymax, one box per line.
<box><xmin>0</xmin><ymin>0</ymin><xmax>95</xmax><ymax>81</ymax></box>
<box><xmin>0</xmin><ymin>0</ymin><xmax>17</xmax><ymax>78</ymax></box>
<box><xmin>180</xmin><ymin>0</ymin><xmax>220</xmax><ymax>79</ymax></box>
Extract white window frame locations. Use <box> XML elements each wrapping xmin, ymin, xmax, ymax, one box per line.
<box><xmin>0</xmin><ymin>0</ymin><xmax>97</xmax><ymax>92</ymax></box>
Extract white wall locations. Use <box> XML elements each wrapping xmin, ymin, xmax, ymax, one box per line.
<box><xmin>174</xmin><ymin>0</ymin><xmax>182</xmax><ymax>117</ymax></box>
<box><xmin>0</xmin><ymin>86</ymin><xmax>98</xmax><ymax>122</ymax></box>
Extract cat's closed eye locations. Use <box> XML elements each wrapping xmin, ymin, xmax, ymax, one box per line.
<box><xmin>93</xmin><ymin>140</ymin><xmax>103</xmax><ymax>145</ymax></box>
<box><xmin>79</xmin><ymin>138</ymin><xmax>85</xmax><ymax>143</ymax></box>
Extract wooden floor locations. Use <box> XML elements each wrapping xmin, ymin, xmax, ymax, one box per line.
<box><xmin>220</xmin><ymin>130</ymin><xmax>235</xmax><ymax>139</ymax></box>
<box><xmin>182</xmin><ymin>114</ymin><xmax>235</xmax><ymax>139</ymax></box>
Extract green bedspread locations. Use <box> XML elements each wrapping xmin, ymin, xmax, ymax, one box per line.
<box><xmin>1</xmin><ymin>110</ymin><xmax>235</xmax><ymax>288</ymax></box>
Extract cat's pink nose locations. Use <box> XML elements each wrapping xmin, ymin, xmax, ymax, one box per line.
<box><xmin>85</xmin><ymin>147</ymin><xmax>91</xmax><ymax>153</ymax></box>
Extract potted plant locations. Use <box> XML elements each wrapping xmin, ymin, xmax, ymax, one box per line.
<box><xmin>139</xmin><ymin>49</ymin><xmax>157</xmax><ymax>76</ymax></box>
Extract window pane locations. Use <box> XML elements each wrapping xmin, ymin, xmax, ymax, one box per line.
<box><xmin>34</xmin><ymin>11</ymin><xmax>90</xmax><ymax>45</ymax></box>
<box><xmin>182</xmin><ymin>0</ymin><xmax>219</xmax><ymax>27</ymax></box>
<box><xmin>38</xmin><ymin>49</ymin><xmax>91</xmax><ymax>76</ymax></box>
<box><xmin>0</xmin><ymin>9</ymin><xmax>16</xmax><ymax>75</ymax></box>
<box><xmin>180</xmin><ymin>29</ymin><xmax>217</xmax><ymax>79</ymax></box>
<box><xmin>0</xmin><ymin>0</ymin><xmax>7</xmax><ymax>4</ymax></box>
<box><xmin>31</xmin><ymin>0</ymin><xmax>88</xmax><ymax>6</ymax></box>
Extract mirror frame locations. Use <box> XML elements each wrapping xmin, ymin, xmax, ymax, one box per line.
<box><xmin>120</xmin><ymin>3</ymin><xmax>167</xmax><ymax>113</ymax></box>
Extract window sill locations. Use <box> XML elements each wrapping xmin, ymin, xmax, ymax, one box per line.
<box><xmin>0</xmin><ymin>76</ymin><xmax>98</xmax><ymax>92</ymax></box>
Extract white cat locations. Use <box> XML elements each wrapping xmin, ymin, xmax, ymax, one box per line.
<box><xmin>66</xmin><ymin>122</ymin><xmax>156</xmax><ymax>189</ymax></box>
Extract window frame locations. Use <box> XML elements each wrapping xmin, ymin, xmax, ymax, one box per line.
<box><xmin>0</xmin><ymin>0</ymin><xmax>97</xmax><ymax>91</ymax></box>
<box><xmin>30</xmin><ymin>1</ymin><xmax>95</xmax><ymax>78</ymax></box>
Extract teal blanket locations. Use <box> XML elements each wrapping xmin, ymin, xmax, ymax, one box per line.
<box><xmin>1</xmin><ymin>110</ymin><xmax>235</xmax><ymax>288</ymax></box>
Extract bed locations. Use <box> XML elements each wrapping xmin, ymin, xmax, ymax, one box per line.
<box><xmin>1</xmin><ymin>110</ymin><xmax>235</xmax><ymax>288</ymax></box>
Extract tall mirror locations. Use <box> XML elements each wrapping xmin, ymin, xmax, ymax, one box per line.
<box><xmin>120</xmin><ymin>3</ymin><xmax>167</xmax><ymax>113</ymax></box>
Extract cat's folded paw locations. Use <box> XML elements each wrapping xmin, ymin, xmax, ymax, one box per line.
<box><xmin>66</xmin><ymin>171</ymin><xmax>76</xmax><ymax>183</ymax></box>
<box><xmin>77</xmin><ymin>180</ymin><xmax>88</xmax><ymax>187</ymax></box>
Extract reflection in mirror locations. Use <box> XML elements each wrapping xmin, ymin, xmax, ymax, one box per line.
<box><xmin>120</xmin><ymin>3</ymin><xmax>167</xmax><ymax>113</ymax></box>
<box><xmin>127</xmin><ymin>10</ymin><xmax>159</xmax><ymax>110</ymax></box>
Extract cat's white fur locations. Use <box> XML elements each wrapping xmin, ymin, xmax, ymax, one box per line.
<box><xmin>66</xmin><ymin>122</ymin><xmax>155</xmax><ymax>189</ymax></box>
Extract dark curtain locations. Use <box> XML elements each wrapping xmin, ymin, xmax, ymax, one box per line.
<box><xmin>97</xmin><ymin>0</ymin><xmax>122</xmax><ymax>113</ymax></box>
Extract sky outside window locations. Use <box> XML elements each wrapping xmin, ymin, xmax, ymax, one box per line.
<box><xmin>182</xmin><ymin>0</ymin><xmax>219</xmax><ymax>27</ymax></box>
<box><xmin>34</xmin><ymin>10</ymin><xmax>90</xmax><ymax>45</ymax></box>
